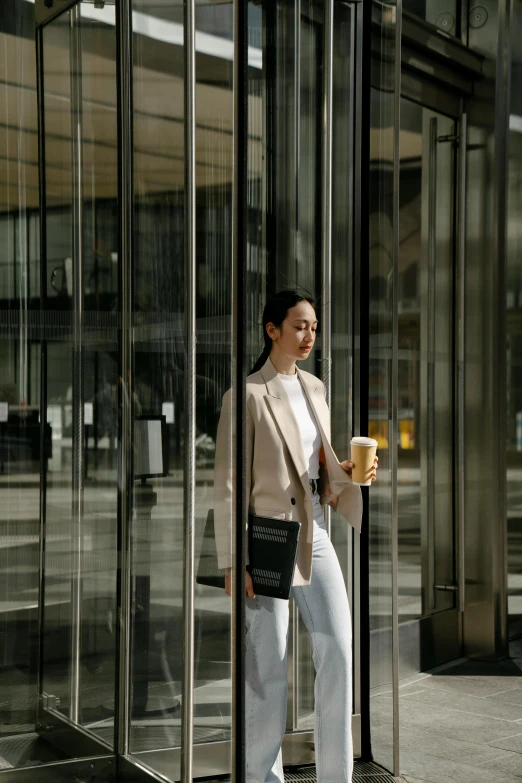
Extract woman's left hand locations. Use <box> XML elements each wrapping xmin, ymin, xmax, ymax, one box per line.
<box><xmin>340</xmin><ymin>455</ymin><xmax>379</xmax><ymax>482</ymax></box>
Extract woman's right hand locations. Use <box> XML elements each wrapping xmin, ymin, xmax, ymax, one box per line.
<box><xmin>224</xmin><ymin>568</ymin><xmax>256</xmax><ymax>598</ymax></box>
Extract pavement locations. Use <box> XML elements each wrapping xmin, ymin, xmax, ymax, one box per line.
<box><xmin>371</xmin><ymin>636</ymin><xmax>522</xmax><ymax>783</ymax></box>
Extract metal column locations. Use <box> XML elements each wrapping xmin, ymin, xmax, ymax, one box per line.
<box><xmin>427</xmin><ymin>116</ymin><xmax>437</xmax><ymax>611</ymax></box>
<box><xmin>115</xmin><ymin>0</ymin><xmax>134</xmax><ymax>758</ymax></box>
<box><xmin>294</xmin><ymin>0</ymin><xmax>301</xmax><ymax>271</ymax></box>
<box><xmin>288</xmin><ymin>0</ymin><xmax>302</xmax><ymax>733</ymax></box>
<box><xmin>491</xmin><ymin>0</ymin><xmax>511</xmax><ymax>656</ymax></box>
<box><xmin>232</xmin><ymin>0</ymin><xmax>248</xmax><ymax>778</ymax></box>
<box><xmin>69</xmin><ymin>2</ymin><xmax>84</xmax><ymax>725</ymax></box>
<box><xmin>391</xmin><ymin>0</ymin><xmax>402</xmax><ymax>776</ymax></box>
<box><xmin>352</xmin><ymin>0</ymin><xmax>364</xmax><ymax>733</ymax></box>
<box><xmin>36</xmin><ymin>17</ymin><xmax>48</xmax><ymax>713</ymax></box>
<box><xmin>321</xmin><ymin>0</ymin><xmax>333</xmax><ymax>538</ymax></box>
<box><xmin>456</xmin><ymin>111</ymin><xmax>467</xmax><ymax>615</ymax></box>
<box><xmin>181</xmin><ymin>0</ymin><xmax>196</xmax><ymax>777</ymax></box>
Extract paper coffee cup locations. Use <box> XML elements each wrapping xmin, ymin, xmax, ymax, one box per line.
<box><xmin>350</xmin><ymin>437</ymin><xmax>378</xmax><ymax>486</ymax></box>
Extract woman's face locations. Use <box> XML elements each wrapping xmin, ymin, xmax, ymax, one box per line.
<box><xmin>267</xmin><ymin>300</ymin><xmax>318</xmax><ymax>362</ymax></box>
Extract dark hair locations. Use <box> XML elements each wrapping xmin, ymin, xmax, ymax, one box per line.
<box><xmin>249</xmin><ymin>289</ymin><xmax>316</xmax><ymax>375</ymax></box>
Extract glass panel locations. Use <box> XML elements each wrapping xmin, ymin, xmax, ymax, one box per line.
<box><xmin>128</xmin><ymin>0</ymin><xmax>236</xmax><ymax>772</ymax></box>
<box><xmin>246</xmin><ymin>0</ymin><xmax>358</xmax><ymax>746</ymax></box>
<box><xmin>0</xmin><ymin>0</ymin><xmax>47</xmax><ymax>770</ymax></box>
<box><xmin>129</xmin><ymin>0</ymin><xmax>187</xmax><ymax>758</ymax></box>
<box><xmin>245</xmin><ymin>0</ymin><xmax>326</xmax><ymax>736</ymax></box>
<box><xmin>368</xmin><ymin>0</ymin><xmax>398</xmax><ymax>773</ymax></box>
<box><xmin>331</xmin><ymin>0</ymin><xmax>356</xmax><ymax>719</ymax></box>
<box><xmin>296</xmin><ymin>0</ymin><xmax>323</xmax><ymax>731</ymax></box>
<box><xmin>397</xmin><ymin>100</ymin><xmax>456</xmax><ymax>624</ymax></box>
<box><xmin>193</xmin><ymin>0</ymin><xmax>234</xmax><ymax>753</ymax></box>
<box><xmin>40</xmin><ymin>0</ymin><xmax>119</xmax><ymax>747</ymax></box>
<box><xmin>403</xmin><ymin>0</ymin><xmax>459</xmax><ymax>36</ymax></box>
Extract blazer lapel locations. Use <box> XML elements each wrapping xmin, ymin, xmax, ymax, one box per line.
<box><xmin>259</xmin><ymin>357</ymin><xmax>352</xmax><ymax>498</ymax></box>
<box><xmin>260</xmin><ymin>358</ymin><xmax>310</xmax><ymax>494</ymax></box>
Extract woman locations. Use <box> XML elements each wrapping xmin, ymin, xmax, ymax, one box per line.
<box><xmin>213</xmin><ymin>290</ymin><xmax>378</xmax><ymax>783</ymax></box>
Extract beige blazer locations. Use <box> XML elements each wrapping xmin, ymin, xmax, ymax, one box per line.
<box><xmin>213</xmin><ymin>356</ymin><xmax>363</xmax><ymax>585</ymax></box>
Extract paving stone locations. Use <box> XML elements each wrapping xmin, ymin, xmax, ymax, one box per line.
<box><xmin>395</xmin><ymin>699</ymin><xmax>520</xmax><ymax>744</ymax></box>
<box><xmin>488</xmin><ymin>733</ymin><xmax>522</xmax><ymax>754</ymax></box>
<box><xmin>479</xmin><ymin>750</ymin><xmax>522</xmax><ymax>777</ymax></box>
<box><xmin>398</xmin><ymin>749</ymin><xmax>522</xmax><ymax>783</ymax></box>
<box><xmin>419</xmin><ymin>673</ymin><xmax>522</xmax><ymax>698</ymax></box>
<box><xmin>397</xmin><ymin>724</ymin><xmax>518</xmax><ymax>765</ymax></box>
<box><xmin>488</xmin><ymin>690</ymin><xmax>522</xmax><ymax>707</ymax></box>
<box><xmin>397</xmin><ymin>684</ymin><xmax>522</xmax><ymax>722</ymax></box>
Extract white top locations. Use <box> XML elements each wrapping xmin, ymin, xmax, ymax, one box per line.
<box><xmin>279</xmin><ymin>372</ymin><xmax>322</xmax><ymax>479</ymax></box>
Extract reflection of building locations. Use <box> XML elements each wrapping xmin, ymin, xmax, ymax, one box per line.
<box><xmin>0</xmin><ymin>0</ymin><xmax>521</xmax><ymax>780</ymax></box>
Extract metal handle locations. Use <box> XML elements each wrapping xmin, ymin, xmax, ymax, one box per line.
<box><xmin>456</xmin><ymin>112</ymin><xmax>467</xmax><ymax>614</ymax></box>
<box><xmin>427</xmin><ymin>116</ymin><xmax>437</xmax><ymax>611</ymax></box>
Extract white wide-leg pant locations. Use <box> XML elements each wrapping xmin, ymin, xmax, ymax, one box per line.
<box><xmin>245</xmin><ymin>492</ymin><xmax>354</xmax><ymax>783</ymax></box>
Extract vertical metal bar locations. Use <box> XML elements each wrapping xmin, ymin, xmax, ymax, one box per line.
<box><xmin>427</xmin><ymin>116</ymin><xmax>437</xmax><ymax>611</ymax></box>
<box><xmin>293</xmin><ymin>602</ymin><xmax>300</xmax><ymax>729</ymax></box>
<box><xmin>289</xmin><ymin>0</ymin><xmax>301</xmax><ymax>732</ymax></box>
<box><xmin>232</xmin><ymin>0</ymin><xmax>248</xmax><ymax>779</ymax></box>
<box><xmin>115</xmin><ymin>0</ymin><xmax>134</xmax><ymax>757</ymax></box>
<box><xmin>353</xmin><ymin>3</ymin><xmax>362</xmax><ymax>442</ymax></box>
<box><xmin>456</xmin><ymin>111</ymin><xmax>467</xmax><ymax>614</ymax></box>
<box><xmin>492</xmin><ymin>0</ymin><xmax>511</xmax><ymax>657</ymax></box>
<box><xmin>294</xmin><ymin>0</ymin><xmax>301</xmax><ymax>269</ymax></box>
<box><xmin>321</xmin><ymin>0</ymin><xmax>333</xmax><ymax>539</ymax></box>
<box><xmin>352</xmin><ymin>2</ymin><xmax>363</xmax><ymax>725</ymax></box>
<box><xmin>391</xmin><ymin>0</ymin><xmax>402</xmax><ymax>776</ymax></box>
<box><xmin>286</xmin><ymin>599</ymin><xmax>299</xmax><ymax>731</ymax></box>
<box><xmin>69</xmin><ymin>2</ymin><xmax>83</xmax><ymax>726</ymax></box>
<box><xmin>36</xmin><ymin>21</ymin><xmax>48</xmax><ymax>709</ymax></box>
<box><xmin>459</xmin><ymin>0</ymin><xmax>470</xmax><ymax>45</ymax></box>
<box><xmin>181</xmin><ymin>0</ymin><xmax>196</xmax><ymax>777</ymax></box>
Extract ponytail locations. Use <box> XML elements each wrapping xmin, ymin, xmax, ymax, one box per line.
<box><xmin>249</xmin><ymin>345</ymin><xmax>271</xmax><ymax>376</ymax></box>
<box><xmin>248</xmin><ymin>288</ymin><xmax>316</xmax><ymax>376</ymax></box>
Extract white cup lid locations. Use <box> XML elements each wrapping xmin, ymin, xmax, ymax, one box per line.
<box><xmin>350</xmin><ymin>436</ymin><xmax>378</xmax><ymax>447</ymax></box>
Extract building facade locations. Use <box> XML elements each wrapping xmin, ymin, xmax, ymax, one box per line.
<box><xmin>0</xmin><ymin>0</ymin><xmax>520</xmax><ymax>780</ymax></box>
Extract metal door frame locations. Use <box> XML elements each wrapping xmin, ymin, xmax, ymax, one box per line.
<box><xmin>394</xmin><ymin>84</ymin><xmax>468</xmax><ymax>677</ymax></box>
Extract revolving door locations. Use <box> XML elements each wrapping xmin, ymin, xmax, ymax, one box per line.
<box><xmin>34</xmin><ymin>0</ymin><xmax>363</xmax><ymax>780</ymax></box>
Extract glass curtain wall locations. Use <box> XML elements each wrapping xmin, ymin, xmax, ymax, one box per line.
<box><xmin>368</xmin><ymin>0</ymin><xmax>400</xmax><ymax>774</ymax></box>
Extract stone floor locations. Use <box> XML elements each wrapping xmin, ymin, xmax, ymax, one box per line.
<box><xmin>371</xmin><ymin>637</ymin><xmax>522</xmax><ymax>783</ymax></box>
